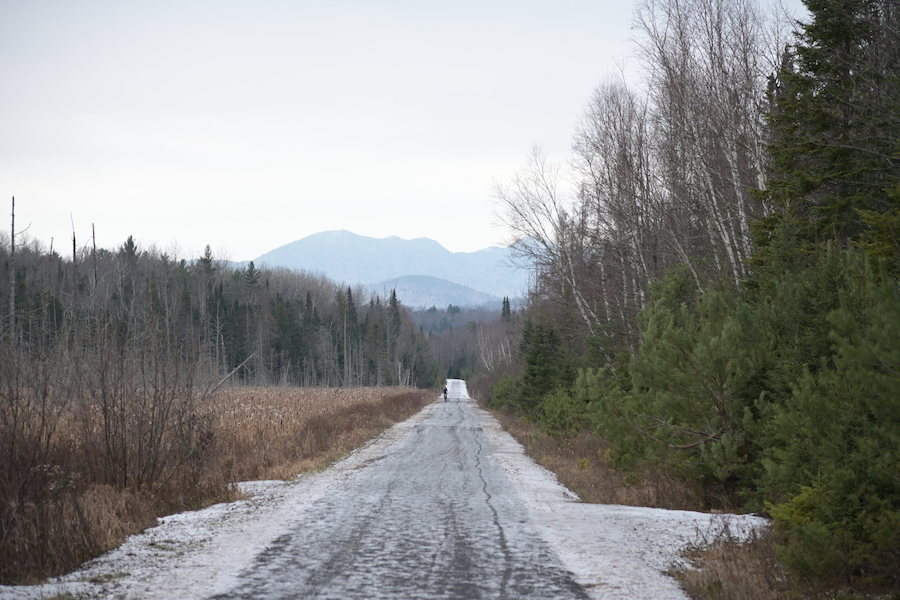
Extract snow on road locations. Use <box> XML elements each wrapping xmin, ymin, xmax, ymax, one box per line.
<box><xmin>0</xmin><ymin>379</ymin><xmax>766</xmax><ymax>600</ymax></box>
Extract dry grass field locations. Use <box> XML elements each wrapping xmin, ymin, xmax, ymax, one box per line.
<box><xmin>204</xmin><ymin>387</ymin><xmax>432</xmax><ymax>482</ymax></box>
<box><xmin>0</xmin><ymin>386</ymin><xmax>432</xmax><ymax>584</ymax></box>
<box><xmin>676</xmin><ymin>530</ymin><xmax>788</xmax><ymax>600</ymax></box>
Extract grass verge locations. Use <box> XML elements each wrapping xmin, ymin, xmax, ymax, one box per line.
<box><xmin>676</xmin><ymin>528</ymin><xmax>788</xmax><ymax>600</ymax></box>
<box><xmin>490</xmin><ymin>408</ymin><xmax>703</xmax><ymax>510</ymax></box>
<box><xmin>677</xmin><ymin>530</ymin><xmax>900</xmax><ymax>600</ymax></box>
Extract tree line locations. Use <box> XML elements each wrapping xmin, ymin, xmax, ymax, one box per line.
<box><xmin>485</xmin><ymin>0</ymin><xmax>897</xmax><ymax>591</ymax></box>
<box><xmin>1</xmin><ymin>235</ymin><xmax>436</xmax><ymax>389</ymax></box>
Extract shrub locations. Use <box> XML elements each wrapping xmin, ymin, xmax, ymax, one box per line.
<box><xmin>539</xmin><ymin>387</ymin><xmax>585</xmax><ymax>439</ymax></box>
<box><xmin>582</xmin><ymin>277</ymin><xmax>767</xmax><ymax>506</ymax></box>
<box><xmin>487</xmin><ymin>373</ymin><xmax>520</xmax><ymax>409</ymax></box>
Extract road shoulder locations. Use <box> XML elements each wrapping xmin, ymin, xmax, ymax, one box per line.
<box><xmin>475</xmin><ymin>403</ymin><xmax>766</xmax><ymax>600</ymax></box>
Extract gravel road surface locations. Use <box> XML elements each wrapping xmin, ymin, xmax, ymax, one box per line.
<box><xmin>212</xmin><ymin>379</ymin><xmax>588</xmax><ymax>599</ymax></box>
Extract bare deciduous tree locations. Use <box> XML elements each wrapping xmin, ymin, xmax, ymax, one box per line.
<box><xmin>498</xmin><ymin>0</ymin><xmax>790</xmax><ymax>356</ymax></box>
<box><xmin>497</xmin><ymin>149</ymin><xmax>604</xmax><ymax>339</ymax></box>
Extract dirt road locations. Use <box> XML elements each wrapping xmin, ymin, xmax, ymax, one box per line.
<box><xmin>0</xmin><ymin>379</ymin><xmax>765</xmax><ymax>600</ymax></box>
<box><xmin>211</xmin><ymin>379</ymin><xmax>587</xmax><ymax>599</ymax></box>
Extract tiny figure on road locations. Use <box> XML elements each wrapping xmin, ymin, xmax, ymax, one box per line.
<box><xmin>442</xmin><ymin>386</ymin><xmax>448</xmax><ymax>401</ymax></box>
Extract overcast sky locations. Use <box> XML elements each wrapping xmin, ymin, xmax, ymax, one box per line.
<box><xmin>1</xmin><ymin>0</ymin><xmax>804</xmax><ymax>260</ymax></box>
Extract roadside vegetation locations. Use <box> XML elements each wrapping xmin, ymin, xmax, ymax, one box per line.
<box><xmin>206</xmin><ymin>387</ymin><xmax>429</xmax><ymax>482</ymax></box>
<box><xmin>0</xmin><ymin>226</ymin><xmax>438</xmax><ymax>584</ymax></box>
<box><xmin>471</xmin><ymin>0</ymin><xmax>898</xmax><ymax>597</ymax></box>
<box><xmin>0</xmin><ymin>383</ymin><xmax>429</xmax><ymax>584</ymax></box>
<box><xmin>490</xmin><ymin>411</ymin><xmax>704</xmax><ymax>510</ymax></box>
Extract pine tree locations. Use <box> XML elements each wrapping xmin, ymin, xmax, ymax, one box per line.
<box><xmin>763</xmin><ymin>251</ymin><xmax>900</xmax><ymax>586</ymax></box>
<box><xmin>594</xmin><ymin>282</ymin><xmax>764</xmax><ymax>496</ymax></box>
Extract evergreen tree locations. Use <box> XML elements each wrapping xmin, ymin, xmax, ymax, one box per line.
<box><xmin>762</xmin><ymin>251</ymin><xmax>900</xmax><ymax>586</ymax></box>
<box><xmin>197</xmin><ymin>244</ymin><xmax>215</xmax><ymax>275</ymax></box>
<box><xmin>584</xmin><ymin>270</ymin><xmax>766</xmax><ymax>501</ymax></box>
<box><xmin>243</xmin><ymin>261</ymin><xmax>261</xmax><ymax>287</ymax></box>
<box><xmin>119</xmin><ymin>235</ymin><xmax>138</xmax><ymax>263</ymax></box>
<box><xmin>763</xmin><ymin>0</ymin><xmax>899</xmax><ymax>260</ymax></box>
<box><xmin>518</xmin><ymin>320</ymin><xmax>573</xmax><ymax>415</ymax></box>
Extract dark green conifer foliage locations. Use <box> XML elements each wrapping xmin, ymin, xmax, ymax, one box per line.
<box><xmin>119</xmin><ymin>235</ymin><xmax>138</xmax><ymax>262</ymax></box>
<box><xmin>486</xmin><ymin>373</ymin><xmax>519</xmax><ymax>410</ymax></box>
<box><xmin>243</xmin><ymin>261</ymin><xmax>261</xmax><ymax>287</ymax></box>
<box><xmin>518</xmin><ymin>320</ymin><xmax>573</xmax><ymax>416</ymax></box>
<box><xmin>388</xmin><ymin>289</ymin><xmax>402</xmax><ymax>338</ymax></box>
<box><xmin>751</xmin><ymin>4</ymin><xmax>900</xmax><ymax>581</ymax></box>
<box><xmin>198</xmin><ymin>244</ymin><xmax>215</xmax><ymax>274</ymax></box>
<box><xmin>762</xmin><ymin>252</ymin><xmax>900</xmax><ymax>586</ymax></box>
<box><xmin>583</xmin><ymin>269</ymin><xmax>767</xmax><ymax>503</ymax></box>
<box><xmin>344</xmin><ymin>287</ymin><xmax>359</xmax><ymax>333</ymax></box>
<box><xmin>763</xmin><ymin>0</ymin><xmax>899</xmax><ymax>259</ymax></box>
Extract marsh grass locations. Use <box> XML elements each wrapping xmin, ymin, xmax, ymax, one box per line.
<box><xmin>0</xmin><ymin>386</ymin><xmax>430</xmax><ymax>584</ymax></box>
<box><xmin>205</xmin><ymin>387</ymin><xmax>431</xmax><ymax>481</ymax></box>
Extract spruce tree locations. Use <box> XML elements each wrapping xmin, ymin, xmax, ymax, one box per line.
<box><xmin>243</xmin><ymin>261</ymin><xmax>260</xmax><ymax>287</ymax></box>
<box><xmin>198</xmin><ymin>244</ymin><xmax>215</xmax><ymax>275</ymax></box>
<box><xmin>763</xmin><ymin>0</ymin><xmax>898</xmax><ymax>258</ymax></box>
<box><xmin>518</xmin><ymin>320</ymin><xmax>573</xmax><ymax>416</ymax></box>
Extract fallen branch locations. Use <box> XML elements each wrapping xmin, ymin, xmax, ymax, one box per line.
<box><xmin>208</xmin><ymin>352</ymin><xmax>256</xmax><ymax>394</ymax></box>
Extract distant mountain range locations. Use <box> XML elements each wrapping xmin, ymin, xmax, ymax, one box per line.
<box><xmin>253</xmin><ymin>230</ymin><xmax>529</xmax><ymax>308</ymax></box>
<box><xmin>366</xmin><ymin>275</ymin><xmax>500</xmax><ymax>309</ymax></box>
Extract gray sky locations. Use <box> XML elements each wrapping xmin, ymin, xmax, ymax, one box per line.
<box><xmin>1</xmin><ymin>0</ymin><xmax>804</xmax><ymax>260</ymax></box>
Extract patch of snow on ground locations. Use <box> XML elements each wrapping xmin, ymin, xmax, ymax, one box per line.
<box><xmin>477</xmin><ymin>402</ymin><xmax>768</xmax><ymax>600</ymax></box>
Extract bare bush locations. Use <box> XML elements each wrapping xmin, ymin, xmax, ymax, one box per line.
<box><xmin>677</xmin><ymin>529</ymin><xmax>788</xmax><ymax>600</ymax></box>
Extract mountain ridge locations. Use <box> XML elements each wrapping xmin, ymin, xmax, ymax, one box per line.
<box><xmin>253</xmin><ymin>230</ymin><xmax>528</xmax><ymax>306</ymax></box>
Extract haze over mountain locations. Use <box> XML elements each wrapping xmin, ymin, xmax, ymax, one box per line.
<box><xmin>366</xmin><ymin>275</ymin><xmax>500</xmax><ymax>309</ymax></box>
<box><xmin>254</xmin><ymin>230</ymin><xmax>529</xmax><ymax>307</ymax></box>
